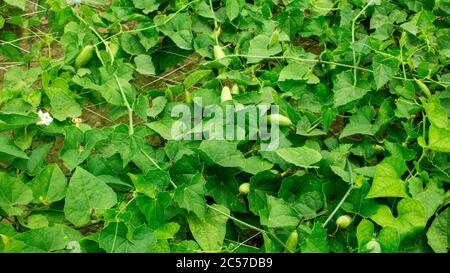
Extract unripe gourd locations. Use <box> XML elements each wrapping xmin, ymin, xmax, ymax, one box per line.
<box><xmin>221</xmin><ymin>86</ymin><xmax>233</xmax><ymax>103</ymax></box>
<box><xmin>366</xmin><ymin>239</ymin><xmax>382</xmax><ymax>253</ymax></box>
<box><xmin>231</xmin><ymin>83</ymin><xmax>240</xmax><ymax>95</ymax></box>
<box><xmin>283</xmin><ymin>229</ymin><xmax>299</xmax><ymax>253</ymax></box>
<box><xmin>266</xmin><ymin>114</ymin><xmax>293</xmax><ymax>127</ymax></box>
<box><xmin>414</xmin><ymin>78</ymin><xmax>432</xmax><ymax>98</ymax></box>
<box><xmin>239</xmin><ymin>183</ymin><xmax>250</xmax><ymax>195</ymax></box>
<box><xmin>336</xmin><ymin>215</ymin><xmax>352</xmax><ymax>229</ymax></box>
<box><xmin>75</xmin><ymin>45</ymin><xmax>94</xmax><ymax>69</ymax></box>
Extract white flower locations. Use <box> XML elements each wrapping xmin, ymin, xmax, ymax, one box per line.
<box><xmin>36</xmin><ymin>110</ymin><xmax>53</xmax><ymax>126</ymax></box>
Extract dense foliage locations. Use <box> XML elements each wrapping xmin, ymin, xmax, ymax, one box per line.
<box><xmin>0</xmin><ymin>0</ymin><xmax>449</xmax><ymax>253</ymax></box>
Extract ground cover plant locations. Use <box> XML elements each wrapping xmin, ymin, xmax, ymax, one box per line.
<box><xmin>0</xmin><ymin>0</ymin><xmax>449</xmax><ymax>253</ymax></box>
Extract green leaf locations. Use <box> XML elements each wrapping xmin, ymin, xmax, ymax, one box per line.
<box><xmin>205</xmin><ymin>170</ymin><xmax>246</xmax><ymax>213</ymax></box>
<box><xmin>426</xmin><ymin>208</ymin><xmax>449</xmax><ymax>253</ymax></box>
<box><xmin>12</xmin><ymin>226</ymin><xmax>72</xmax><ymax>252</ymax></box>
<box><xmin>155</xmin><ymin>13</ymin><xmax>193</xmax><ymax>50</ymax></box>
<box><xmin>5</xmin><ymin>0</ymin><xmax>26</xmax><ymax>10</ymax></box>
<box><xmin>279</xmin><ymin>173</ymin><xmax>324</xmax><ymax>215</ymax></box>
<box><xmin>175</xmin><ymin>240</ymin><xmax>202</xmax><ymax>253</ymax></box>
<box><xmin>265</xmin><ymin>195</ymin><xmax>299</xmax><ymax>229</ymax></box>
<box><xmin>24</xmin><ymin>215</ymin><xmax>49</xmax><ymax>229</ymax></box>
<box><xmin>26</xmin><ymin>142</ymin><xmax>53</xmax><ymax>175</ymax></box>
<box><xmin>147</xmin><ymin>96</ymin><xmax>167</xmax><ymax>118</ymax></box>
<box><xmin>296</xmin><ymin>116</ymin><xmax>326</xmax><ymax>136</ymax></box>
<box><xmin>195</xmin><ymin>140</ymin><xmax>246</xmax><ymax>168</ymax></box>
<box><xmin>369</xmin><ymin>198</ymin><xmax>426</xmax><ymax>240</ymax></box>
<box><xmin>146</xmin><ymin>119</ymin><xmax>177</xmax><ymax>140</ymax></box>
<box><xmin>428</xmin><ymin>124</ymin><xmax>450</xmax><ymax>152</ymax></box>
<box><xmin>134</xmin><ymin>55</ymin><xmax>156</xmax><ymax>75</ymax></box>
<box><xmin>0</xmin><ymin>173</ymin><xmax>33</xmax><ymax>216</ymax></box>
<box><xmin>247</xmin><ymin>34</ymin><xmax>282</xmax><ymax>64</ymax></box>
<box><xmin>183</xmin><ymin>70</ymin><xmax>211</xmax><ymax>89</ymax></box>
<box><xmin>356</xmin><ymin>219</ymin><xmax>375</xmax><ymax>253</ymax></box>
<box><xmin>0</xmin><ymin>113</ymin><xmax>39</xmax><ymax>132</ymax></box>
<box><xmin>174</xmin><ymin>173</ymin><xmax>207</xmax><ymax>219</ymax></box>
<box><xmin>377</xmin><ymin>227</ymin><xmax>400</xmax><ymax>253</ymax></box>
<box><xmin>111</xmin><ymin>125</ymin><xmax>148</xmax><ymax>166</ymax></box>
<box><xmin>129</xmin><ymin>169</ymin><xmax>171</xmax><ymax>199</ymax></box>
<box><xmin>225</xmin><ymin>0</ymin><xmax>240</xmax><ymax>21</ymax></box>
<box><xmin>367</xmin><ymin>157</ymin><xmax>409</xmax><ymax>198</ymax></box>
<box><xmin>410</xmin><ymin>179</ymin><xmax>444</xmax><ymax>219</ymax></box>
<box><xmin>192</xmin><ymin>1</ymin><xmax>215</xmax><ymax>18</ymax></box>
<box><xmin>248</xmin><ymin>171</ymin><xmax>281</xmax><ymax>215</ymax></box>
<box><xmin>240</xmin><ymin>156</ymin><xmax>273</xmax><ymax>175</ymax></box>
<box><xmin>46</xmin><ymin>87</ymin><xmax>82</xmax><ymax>121</ymax></box>
<box><xmin>333</xmin><ymin>71</ymin><xmax>371</xmax><ymax>107</ymax></box>
<box><xmin>278</xmin><ymin>62</ymin><xmax>312</xmax><ymax>81</ymax></box>
<box><xmin>372</xmin><ymin>56</ymin><xmax>397</xmax><ymax>89</ymax></box>
<box><xmin>340</xmin><ymin>106</ymin><xmax>379</xmax><ymax>138</ymax></box>
<box><xmin>299</xmin><ymin>223</ymin><xmax>329</xmax><ymax>253</ymax></box>
<box><xmin>275</xmin><ymin>146</ymin><xmax>322</xmax><ymax>168</ymax></box>
<box><xmin>64</xmin><ymin>167</ymin><xmax>118</xmax><ymax>226</ymax></box>
<box><xmin>156</xmin><ymin>222</ymin><xmax>180</xmax><ymax>240</ymax></box>
<box><xmin>121</xmin><ymin>33</ymin><xmax>146</xmax><ymax>55</ymax></box>
<box><xmin>187</xmin><ymin>204</ymin><xmax>229</xmax><ymax>252</ymax></box>
<box><xmin>342</xmin><ymin>181</ymin><xmax>380</xmax><ymax>217</ymax></box>
<box><xmin>423</xmin><ymin>97</ymin><xmax>449</xmax><ymax>129</ymax></box>
<box><xmin>133</xmin><ymin>0</ymin><xmax>159</xmax><ymax>14</ymax></box>
<box><xmin>136</xmin><ymin>194</ymin><xmax>170</xmax><ymax>229</ymax></box>
<box><xmin>0</xmin><ymin>134</ymin><xmax>29</xmax><ymax>159</ymax></box>
<box><xmin>28</xmin><ymin>164</ymin><xmax>67</xmax><ymax>204</ymax></box>
<box><xmin>99</xmin><ymin>223</ymin><xmax>157</xmax><ymax>253</ymax></box>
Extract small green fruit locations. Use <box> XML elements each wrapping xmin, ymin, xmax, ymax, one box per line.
<box><xmin>239</xmin><ymin>183</ymin><xmax>250</xmax><ymax>195</ymax></box>
<box><xmin>354</xmin><ymin>175</ymin><xmax>364</xmax><ymax>189</ymax></box>
<box><xmin>414</xmin><ymin>78</ymin><xmax>432</xmax><ymax>98</ymax></box>
<box><xmin>366</xmin><ymin>239</ymin><xmax>381</xmax><ymax>253</ymax></box>
<box><xmin>108</xmin><ymin>42</ymin><xmax>119</xmax><ymax>58</ymax></box>
<box><xmin>221</xmin><ymin>86</ymin><xmax>233</xmax><ymax>103</ymax></box>
<box><xmin>267</xmin><ymin>114</ymin><xmax>293</xmax><ymax>127</ymax></box>
<box><xmin>185</xmin><ymin>90</ymin><xmax>192</xmax><ymax>104</ymax></box>
<box><xmin>283</xmin><ymin>230</ymin><xmax>298</xmax><ymax>253</ymax></box>
<box><xmin>268</xmin><ymin>30</ymin><xmax>279</xmax><ymax>48</ymax></box>
<box><xmin>231</xmin><ymin>83</ymin><xmax>240</xmax><ymax>95</ymax></box>
<box><xmin>336</xmin><ymin>215</ymin><xmax>352</xmax><ymax>229</ymax></box>
<box><xmin>373</xmin><ymin>144</ymin><xmax>385</xmax><ymax>154</ymax></box>
<box><xmin>75</xmin><ymin>45</ymin><xmax>94</xmax><ymax>69</ymax></box>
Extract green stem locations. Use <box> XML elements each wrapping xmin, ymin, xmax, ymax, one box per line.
<box><xmin>323</xmin><ymin>185</ymin><xmax>354</xmax><ymax>228</ymax></box>
<box><xmin>352</xmin><ymin>3</ymin><xmax>370</xmax><ymax>87</ymax></box>
<box><xmin>208</xmin><ymin>0</ymin><xmax>220</xmax><ymax>45</ymax></box>
<box><xmin>323</xmin><ymin>159</ymin><xmax>354</xmax><ymax>228</ymax></box>
<box><xmin>114</xmin><ymin>74</ymin><xmax>134</xmax><ymax>135</ymax></box>
<box><xmin>400</xmin><ymin>44</ymin><xmax>407</xmax><ymax>80</ymax></box>
<box><xmin>140</xmin><ymin>148</ymin><xmax>178</xmax><ymax>188</ymax></box>
<box><xmin>207</xmin><ymin>205</ymin><xmax>290</xmax><ymax>252</ymax></box>
<box><xmin>140</xmin><ymin>148</ymin><xmax>288</xmax><ymax>251</ymax></box>
<box><xmin>111</xmin><ymin>194</ymin><xmax>137</xmax><ymax>253</ymax></box>
<box><xmin>209</xmin><ymin>0</ymin><xmax>218</xmax><ymax>30</ymax></box>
